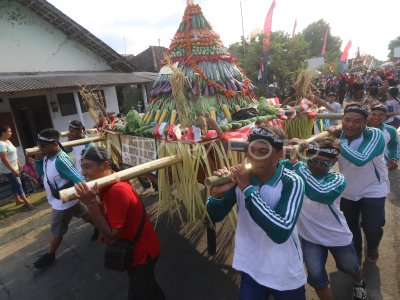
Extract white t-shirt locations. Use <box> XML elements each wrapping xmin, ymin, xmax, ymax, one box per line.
<box><xmin>0</xmin><ymin>140</ymin><xmax>18</xmax><ymax>174</ymax></box>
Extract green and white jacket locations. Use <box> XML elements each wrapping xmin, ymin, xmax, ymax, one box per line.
<box><xmin>283</xmin><ymin>160</ymin><xmax>352</xmax><ymax>247</ymax></box>
<box><xmin>378</xmin><ymin>123</ymin><xmax>399</xmax><ymax>162</ymax></box>
<box><xmin>339</xmin><ymin>126</ymin><xmax>388</xmax><ymax>200</ymax></box>
<box><xmin>206</xmin><ymin>162</ymin><xmax>306</xmax><ymax>291</ymax></box>
<box><xmin>36</xmin><ymin>150</ymin><xmax>84</xmax><ymax>210</ymax></box>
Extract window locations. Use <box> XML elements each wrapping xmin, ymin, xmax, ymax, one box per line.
<box><xmin>79</xmin><ymin>90</ymin><xmax>106</xmax><ymax>113</ymax></box>
<box><xmin>57</xmin><ymin>93</ymin><xmax>77</xmax><ymax>116</ymax></box>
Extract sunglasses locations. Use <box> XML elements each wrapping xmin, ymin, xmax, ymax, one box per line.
<box><xmin>307</xmin><ymin>158</ymin><xmax>335</xmax><ymax>167</ymax></box>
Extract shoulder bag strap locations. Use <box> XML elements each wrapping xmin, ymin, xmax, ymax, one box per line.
<box><xmin>131</xmin><ymin>200</ymin><xmax>146</xmax><ymax>246</ymax></box>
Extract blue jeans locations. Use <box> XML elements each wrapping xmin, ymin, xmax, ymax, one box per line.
<box><xmin>340</xmin><ymin>197</ymin><xmax>386</xmax><ymax>257</ymax></box>
<box><xmin>300</xmin><ymin>238</ymin><xmax>360</xmax><ymax>288</ymax></box>
<box><xmin>3</xmin><ymin>172</ymin><xmax>25</xmax><ymax>196</ymax></box>
<box><xmin>239</xmin><ymin>272</ymin><xmax>305</xmax><ymax>300</ymax></box>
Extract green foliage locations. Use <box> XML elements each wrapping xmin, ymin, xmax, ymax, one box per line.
<box><xmin>388</xmin><ymin>36</ymin><xmax>400</xmax><ymax>60</ymax></box>
<box><xmin>229</xmin><ymin>31</ymin><xmax>309</xmax><ymax>95</ymax></box>
<box><xmin>124</xmin><ymin>109</ymin><xmax>145</xmax><ymax>133</ymax></box>
<box><xmin>121</xmin><ymin>86</ymin><xmax>143</xmax><ymax>113</ymax></box>
<box><xmin>300</xmin><ymin>19</ymin><xmax>342</xmax><ymax>65</ymax></box>
<box><xmin>0</xmin><ymin>191</ymin><xmax>46</xmax><ymax>221</ymax></box>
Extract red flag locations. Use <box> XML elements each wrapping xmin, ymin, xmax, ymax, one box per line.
<box><xmin>292</xmin><ymin>18</ymin><xmax>297</xmax><ymax>38</ymax></box>
<box><xmin>330</xmin><ymin>63</ymin><xmax>335</xmax><ymax>73</ymax></box>
<box><xmin>263</xmin><ymin>0</ymin><xmax>276</xmax><ymax>51</ymax></box>
<box><xmin>321</xmin><ymin>27</ymin><xmax>329</xmax><ymax>56</ymax></box>
<box><xmin>340</xmin><ymin>40</ymin><xmax>352</xmax><ymax>62</ymax></box>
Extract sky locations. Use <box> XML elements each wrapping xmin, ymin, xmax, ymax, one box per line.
<box><xmin>47</xmin><ymin>0</ymin><xmax>399</xmax><ymax>61</ymax></box>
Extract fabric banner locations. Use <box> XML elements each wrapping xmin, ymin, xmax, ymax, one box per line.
<box><xmin>321</xmin><ymin>27</ymin><xmax>329</xmax><ymax>57</ymax></box>
<box><xmin>263</xmin><ymin>0</ymin><xmax>276</xmax><ymax>51</ymax></box>
<box><xmin>340</xmin><ymin>40</ymin><xmax>352</xmax><ymax>62</ymax></box>
<box><xmin>292</xmin><ymin>19</ymin><xmax>297</xmax><ymax>38</ymax></box>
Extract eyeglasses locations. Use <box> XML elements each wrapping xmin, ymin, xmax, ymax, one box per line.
<box><xmin>307</xmin><ymin>158</ymin><xmax>335</xmax><ymax>167</ymax></box>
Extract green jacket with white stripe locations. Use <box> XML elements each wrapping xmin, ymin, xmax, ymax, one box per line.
<box><xmin>283</xmin><ymin>160</ymin><xmax>353</xmax><ymax>247</ymax></box>
<box><xmin>206</xmin><ymin>162</ymin><xmax>306</xmax><ymax>290</ymax></box>
<box><xmin>35</xmin><ymin>149</ymin><xmax>84</xmax><ymax>210</ymax></box>
<box><xmin>338</xmin><ymin>126</ymin><xmax>389</xmax><ymax>200</ymax></box>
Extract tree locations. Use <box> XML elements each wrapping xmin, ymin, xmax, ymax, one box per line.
<box><xmin>388</xmin><ymin>36</ymin><xmax>400</xmax><ymax>61</ymax></box>
<box><xmin>121</xmin><ymin>86</ymin><xmax>142</xmax><ymax>113</ymax></box>
<box><xmin>301</xmin><ymin>19</ymin><xmax>342</xmax><ymax>66</ymax></box>
<box><xmin>229</xmin><ymin>31</ymin><xmax>310</xmax><ymax>96</ymax></box>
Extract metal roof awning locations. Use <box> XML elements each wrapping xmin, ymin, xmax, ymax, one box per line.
<box><xmin>0</xmin><ymin>72</ymin><xmax>158</xmax><ymax>95</ymax></box>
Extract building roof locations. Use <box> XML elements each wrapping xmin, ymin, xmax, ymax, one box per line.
<box><xmin>15</xmin><ymin>0</ymin><xmax>135</xmax><ymax>73</ymax></box>
<box><xmin>129</xmin><ymin>46</ymin><xmax>168</xmax><ymax>72</ymax></box>
<box><xmin>0</xmin><ymin>72</ymin><xmax>158</xmax><ymax>95</ymax></box>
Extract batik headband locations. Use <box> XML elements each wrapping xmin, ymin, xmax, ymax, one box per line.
<box><xmin>37</xmin><ymin>134</ymin><xmax>56</xmax><ymax>144</ymax></box>
<box><xmin>370</xmin><ymin>103</ymin><xmax>388</xmax><ymax>113</ymax></box>
<box><xmin>306</xmin><ymin>143</ymin><xmax>339</xmax><ymax>159</ymax></box>
<box><xmin>81</xmin><ymin>147</ymin><xmax>111</xmax><ymax>162</ymax></box>
<box><xmin>344</xmin><ymin>104</ymin><xmax>369</xmax><ymax>118</ymax></box>
<box><xmin>248</xmin><ymin>127</ymin><xmax>283</xmax><ymax>150</ymax></box>
<box><xmin>68</xmin><ymin>121</ymin><xmax>83</xmax><ymax>129</ymax></box>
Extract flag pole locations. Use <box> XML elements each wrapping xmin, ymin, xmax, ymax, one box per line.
<box><xmin>261</xmin><ymin>0</ymin><xmax>276</xmax><ymax>89</ymax></box>
<box><xmin>240</xmin><ymin>0</ymin><xmax>246</xmax><ymax>56</ymax></box>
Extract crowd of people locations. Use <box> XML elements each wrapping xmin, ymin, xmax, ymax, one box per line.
<box><xmin>1</xmin><ymin>65</ymin><xmax>399</xmax><ymax>299</ymax></box>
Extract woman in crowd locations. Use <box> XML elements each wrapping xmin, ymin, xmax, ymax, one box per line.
<box><xmin>0</xmin><ymin>125</ymin><xmax>34</xmax><ymax>209</ymax></box>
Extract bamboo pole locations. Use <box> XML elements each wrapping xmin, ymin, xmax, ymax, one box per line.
<box><xmin>204</xmin><ymin>163</ymin><xmax>251</xmax><ymax>188</ymax></box>
<box><xmin>289</xmin><ymin>124</ymin><xmax>342</xmax><ymax>160</ymax></box>
<box><xmin>205</xmin><ymin>125</ymin><xmax>342</xmax><ymax>188</ymax></box>
<box><xmin>25</xmin><ymin>135</ymin><xmax>106</xmax><ymax>156</ymax></box>
<box><xmin>59</xmin><ymin>154</ymin><xmax>182</xmax><ymax>202</ymax></box>
<box><xmin>315</xmin><ymin>113</ymin><xmax>343</xmax><ymax>120</ymax></box>
<box><xmin>60</xmin><ymin>128</ymin><xmax>98</xmax><ymax>137</ymax></box>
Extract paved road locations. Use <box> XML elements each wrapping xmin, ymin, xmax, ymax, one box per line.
<box><xmin>0</xmin><ymin>169</ymin><xmax>399</xmax><ymax>300</ymax></box>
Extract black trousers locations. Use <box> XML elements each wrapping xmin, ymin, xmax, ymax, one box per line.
<box><xmin>127</xmin><ymin>256</ymin><xmax>165</xmax><ymax>300</ymax></box>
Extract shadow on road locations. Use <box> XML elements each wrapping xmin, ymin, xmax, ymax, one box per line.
<box><xmin>0</xmin><ymin>195</ymin><xmax>239</xmax><ymax>300</ymax></box>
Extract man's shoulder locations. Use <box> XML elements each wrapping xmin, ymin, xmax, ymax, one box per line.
<box><xmin>383</xmin><ymin>123</ymin><xmax>397</xmax><ymax>135</ymax></box>
<box><xmin>282</xmin><ymin>168</ymin><xmax>303</xmax><ymax>185</ymax></box>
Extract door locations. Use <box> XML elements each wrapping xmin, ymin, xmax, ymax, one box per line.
<box><xmin>9</xmin><ymin>95</ymin><xmax>53</xmax><ymax>149</ymax></box>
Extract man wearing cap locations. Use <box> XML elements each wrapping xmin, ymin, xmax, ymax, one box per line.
<box><xmin>33</xmin><ymin>128</ymin><xmax>93</xmax><ymax>269</ymax></box>
<box><xmin>207</xmin><ymin>124</ymin><xmax>306</xmax><ymax>300</ymax></box>
<box><xmin>283</xmin><ymin>136</ymin><xmax>367</xmax><ymax>300</ymax></box>
<box><xmin>329</xmin><ymin>103</ymin><xmax>388</xmax><ymax>264</ymax></box>
<box><xmin>367</xmin><ymin>103</ymin><xmax>399</xmax><ymax>171</ymax></box>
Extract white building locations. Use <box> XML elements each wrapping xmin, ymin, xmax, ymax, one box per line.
<box><xmin>0</xmin><ymin>0</ymin><xmax>157</xmax><ymax>203</ymax></box>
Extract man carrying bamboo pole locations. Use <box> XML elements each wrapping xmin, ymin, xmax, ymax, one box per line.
<box><xmin>283</xmin><ymin>136</ymin><xmax>367</xmax><ymax>300</ymax></box>
<box><xmin>64</xmin><ymin>120</ymin><xmax>98</xmax><ymax>240</ymax></box>
<box><xmin>328</xmin><ymin>103</ymin><xmax>389</xmax><ymax>265</ymax></box>
<box><xmin>33</xmin><ymin>129</ymin><xmax>94</xmax><ymax>269</ymax></box>
<box><xmin>65</xmin><ymin>120</ymin><xmax>93</xmax><ymax>174</ymax></box>
<box><xmin>206</xmin><ymin>125</ymin><xmax>306</xmax><ymax>300</ymax></box>
<box><xmin>367</xmin><ymin>103</ymin><xmax>399</xmax><ymax>171</ymax></box>
<box><xmin>74</xmin><ymin>147</ymin><xmax>165</xmax><ymax>300</ymax></box>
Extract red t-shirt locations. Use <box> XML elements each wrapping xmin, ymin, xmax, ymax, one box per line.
<box><xmin>99</xmin><ymin>181</ymin><xmax>160</xmax><ymax>266</ymax></box>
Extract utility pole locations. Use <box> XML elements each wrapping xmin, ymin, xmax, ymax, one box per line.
<box><xmin>240</xmin><ymin>0</ymin><xmax>246</xmax><ymax>56</ymax></box>
<box><xmin>158</xmin><ymin>38</ymin><xmax>161</xmax><ymax>47</ymax></box>
<box><xmin>123</xmin><ymin>36</ymin><xmax>127</xmax><ymax>55</ymax></box>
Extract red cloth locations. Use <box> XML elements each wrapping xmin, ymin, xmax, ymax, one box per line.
<box><xmin>321</xmin><ymin>27</ymin><xmax>329</xmax><ymax>56</ymax></box>
<box><xmin>340</xmin><ymin>40</ymin><xmax>352</xmax><ymax>62</ymax></box>
<box><xmin>22</xmin><ymin>157</ymin><xmax>40</xmax><ymax>181</ymax></box>
<box><xmin>263</xmin><ymin>0</ymin><xmax>276</xmax><ymax>51</ymax></box>
<box><xmin>99</xmin><ymin>181</ymin><xmax>160</xmax><ymax>267</ymax></box>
